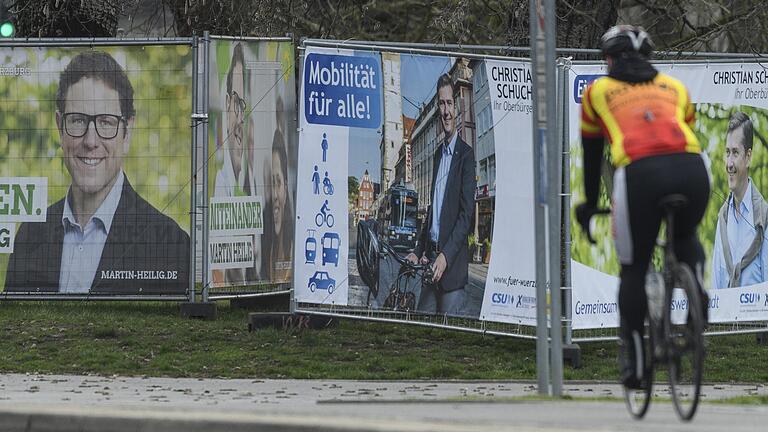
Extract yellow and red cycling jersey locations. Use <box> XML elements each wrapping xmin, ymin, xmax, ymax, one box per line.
<box><xmin>581</xmin><ymin>73</ymin><xmax>701</xmax><ymax>167</ymax></box>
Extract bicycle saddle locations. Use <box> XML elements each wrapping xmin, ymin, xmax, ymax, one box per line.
<box><xmin>658</xmin><ymin>194</ymin><xmax>688</xmax><ymax>211</ymax></box>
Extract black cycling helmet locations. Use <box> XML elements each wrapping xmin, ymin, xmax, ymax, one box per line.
<box><xmin>601</xmin><ymin>25</ymin><xmax>654</xmax><ymax>57</ymax></box>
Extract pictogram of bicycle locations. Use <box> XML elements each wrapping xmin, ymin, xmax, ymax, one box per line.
<box><xmin>315</xmin><ymin>200</ymin><xmax>335</xmax><ymax>227</ymax></box>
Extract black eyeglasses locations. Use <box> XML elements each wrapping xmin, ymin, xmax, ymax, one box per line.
<box><xmin>229</xmin><ymin>91</ymin><xmax>247</xmax><ymax>116</ymax></box>
<box><xmin>62</xmin><ymin>112</ymin><xmax>125</xmax><ymax>139</ymax></box>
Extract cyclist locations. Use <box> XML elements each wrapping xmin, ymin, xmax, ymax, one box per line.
<box><xmin>575</xmin><ymin>25</ymin><xmax>710</xmax><ymax>389</ymax></box>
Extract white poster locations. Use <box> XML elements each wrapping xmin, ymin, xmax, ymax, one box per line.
<box><xmin>294</xmin><ymin>47</ymin><xmax>382</xmax><ymax>305</ymax></box>
<box><xmin>0</xmin><ymin>177</ymin><xmax>48</xmax><ymax>223</ymax></box>
<box><xmin>479</xmin><ymin>59</ymin><xmax>538</xmax><ymax>325</ymax></box>
<box><xmin>569</xmin><ymin>61</ymin><xmax>768</xmax><ymax>327</ymax></box>
<box><xmin>0</xmin><ymin>223</ymin><xmax>14</xmax><ymax>254</ymax></box>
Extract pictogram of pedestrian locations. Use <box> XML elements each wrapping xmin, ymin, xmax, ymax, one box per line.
<box><xmin>312</xmin><ymin>165</ymin><xmax>320</xmax><ymax>195</ymax></box>
<box><xmin>321</xmin><ymin>133</ymin><xmax>329</xmax><ymax>162</ymax></box>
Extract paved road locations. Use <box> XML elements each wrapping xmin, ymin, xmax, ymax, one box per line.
<box><xmin>1</xmin><ymin>374</ymin><xmax>766</xmax><ymax>431</ymax></box>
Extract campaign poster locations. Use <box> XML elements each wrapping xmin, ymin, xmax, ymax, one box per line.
<box><xmin>294</xmin><ymin>46</ymin><xmax>536</xmax><ymax>323</ymax></box>
<box><xmin>0</xmin><ymin>45</ymin><xmax>192</xmax><ymax>295</ymax></box>
<box><xmin>569</xmin><ymin>62</ymin><xmax>768</xmax><ymax>328</ymax></box>
<box><xmin>477</xmin><ymin>59</ymin><xmax>537</xmax><ymax>325</ymax></box>
<box><xmin>294</xmin><ymin>46</ymin><xmax>381</xmax><ymax>305</ymax></box>
<box><xmin>207</xmin><ymin>39</ymin><xmax>297</xmax><ymax>289</ymax></box>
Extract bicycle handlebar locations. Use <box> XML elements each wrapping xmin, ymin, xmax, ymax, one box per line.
<box><xmin>379</xmin><ymin>240</ymin><xmax>431</xmax><ymax>271</ymax></box>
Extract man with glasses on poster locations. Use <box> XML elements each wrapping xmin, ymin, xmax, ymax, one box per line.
<box><xmin>5</xmin><ymin>51</ymin><xmax>190</xmax><ymax>294</ymax></box>
<box><xmin>215</xmin><ymin>43</ymin><xmax>250</xmax><ymax>198</ymax></box>
<box><xmin>211</xmin><ymin>42</ymin><xmax>265</xmax><ymax>285</ymax></box>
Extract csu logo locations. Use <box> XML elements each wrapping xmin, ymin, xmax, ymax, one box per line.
<box><xmin>492</xmin><ymin>293</ymin><xmax>513</xmax><ymax>305</ymax></box>
<box><xmin>573</xmin><ymin>74</ymin><xmax>603</xmax><ymax>104</ymax></box>
<box><xmin>740</xmin><ymin>293</ymin><xmax>761</xmax><ymax>305</ymax></box>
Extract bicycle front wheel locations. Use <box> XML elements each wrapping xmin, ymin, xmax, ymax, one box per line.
<box><xmin>668</xmin><ymin>263</ymin><xmax>705</xmax><ymax>421</ymax></box>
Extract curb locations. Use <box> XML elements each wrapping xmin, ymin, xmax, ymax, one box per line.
<box><xmin>0</xmin><ymin>405</ymin><xmax>509</xmax><ymax>432</ymax></box>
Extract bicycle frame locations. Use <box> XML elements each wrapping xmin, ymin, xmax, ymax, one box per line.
<box><xmin>660</xmin><ymin>204</ymin><xmax>680</xmax><ymax>356</ymax></box>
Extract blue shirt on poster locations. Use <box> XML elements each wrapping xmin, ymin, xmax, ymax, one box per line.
<box><xmin>430</xmin><ymin>132</ymin><xmax>457</xmax><ymax>243</ymax></box>
<box><xmin>712</xmin><ymin>179</ymin><xmax>768</xmax><ymax>289</ymax></box>
<box><xmin>59</xmin><ymin>172</ymin><xmax>124</xmax><ymax>293</ymax></box>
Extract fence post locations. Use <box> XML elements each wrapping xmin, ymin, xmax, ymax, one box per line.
<box><xmin>201</xmin><ymin>31</ymin><xmax>212</xmax><ymax>304</ymax></box>
<box><xmin>188</xmin><ymin>34</ymin><xmax>199</xmax><ymax>304</ymax></box>
<box><xmin>557</xmin><ymin>57</ymin><xmax>581</xmax><ymax>368</ymax></box>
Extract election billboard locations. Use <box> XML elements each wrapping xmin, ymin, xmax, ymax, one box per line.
<box><xmin>569</xmin><ymin>61</ymin><xmax>768</xmax><ymax>328</ymax></box>
<box><xmin>207</xmin><ymin>39</ymin><xmax>297</xmax><ymax>290</ymax></box>
<box><xmin>295</xmin><ymin>45</ymin><xmax>537</xmax><ymax>325</ymax></box>
<box><xmin>0</xmin><ymin>45</ymin><xmax>192</xmax><ymax>296</ymax></box>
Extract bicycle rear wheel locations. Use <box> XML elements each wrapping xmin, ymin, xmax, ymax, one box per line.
<box><xmin>667</xmin><ymin>263</ymin><xmax>705</xmax><ymax>421</ymax></box>
<box><xmin>623</xmin><ymin>319</ymin><xmax>654</xmax><ymax>419</ymax></box>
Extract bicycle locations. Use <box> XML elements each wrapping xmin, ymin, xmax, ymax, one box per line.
<box><xmin>356</xmin><ymin>219</ymin><xmax>433</xmax><ymax>310</ymax></box>
<box><xmin>586</xmin><ymin>194</ymin><xmax>705</xmax><ymax>421</ymax></box>
<box><xmin>315</xmin><ymin>201</ymin><xmax>335</xmax><ymax>227</ymax></box>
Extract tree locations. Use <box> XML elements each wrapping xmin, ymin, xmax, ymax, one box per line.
<box><xmin>348</xmin><ymin>176</ymin><xmax>360</xmax><ymax>208</ymax></box>
<box><xmin>160</xmin><ymin>1</ymin><xmax>768</xmax><ymax>54</ymax></box>
<box><xmin>11</xmin><ymin>0</ymin><xmax>121</xmax><ymax>37</ymax></box>
<box><xmin>10</xmin><ymin>1</ymin><xmax>768</xmax><ymax>54</ymax></box>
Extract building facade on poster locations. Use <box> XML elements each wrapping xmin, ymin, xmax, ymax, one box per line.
<box><xmin>471</xmin><ymin>61</ymin><xmax>496</xmax><ymax>246</ymax></box>
<box><xmin>355</xmin><ymin>170</ymin><xmax>375</xmax><ymax>223</ymax></box>
<box><xmin>411</xmin><ymin>59</ymin><xmax>476</xmax><ymax>222</ymax></box>
<box><xmin>381</xmin><ymin>52</ymin><xmax>403</xmax><ymax>188</ymax></box>
<box><xmin>394</xmin><ymin>116</ymin><xmax>416</xmax><ymax>185</ymax></box>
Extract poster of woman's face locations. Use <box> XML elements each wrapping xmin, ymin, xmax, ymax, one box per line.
<box><xmin>208</xmin><ymin>39</ymin><xmax>297</xmax><ymax>289</ymax></box>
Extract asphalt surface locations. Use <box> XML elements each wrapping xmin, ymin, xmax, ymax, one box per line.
<box><xmin>1</xmin><ymin>374</ymin><xmax>766</xmax><ymax>431</ymax></box>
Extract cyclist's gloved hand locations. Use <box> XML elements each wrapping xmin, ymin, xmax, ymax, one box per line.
<box><xmin>575</xmin><ymin>202</ymin><xmax>598</xmax><ymax>245</ymax></box>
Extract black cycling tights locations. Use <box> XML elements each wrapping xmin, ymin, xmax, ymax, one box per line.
<box><xmin>613</xmin><ymin>153</ymin><xmax>710</xmax><ymax>340</ymax></box>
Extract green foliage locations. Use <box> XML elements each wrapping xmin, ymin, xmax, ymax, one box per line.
<box><xmin>348</xmin><ymin>175</ymin><xmax>360</xmax><ymax>207</ymax></box>
<box><xmin>570</xmin><ymin>142</ymin><xmax>620</xmax><ymax>276</ymax></box>
<box><xmin>0</xmin><ymin>301</ymin><xmax>766</xmax><ymax>383</ymax></box>
<box><xmin>570</xmin><ymin>103</ymin><xmax>768</xmax><ymax>286</ymax></box>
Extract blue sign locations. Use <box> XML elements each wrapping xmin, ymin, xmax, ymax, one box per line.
<box><xmin>304</xmin><ymin>53</ymin><xmax>382</xmax><ymax>129</ymax></box>
<box><xmin>573</xmin><ymin>74</ymin><xmax>603</xmax><ymax>104</ymax></box>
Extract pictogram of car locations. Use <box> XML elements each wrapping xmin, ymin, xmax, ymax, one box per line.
<box><xmin>308</xmin><ymin>271</ymin><xmax>336</xmax><ymax>294</ymax></box>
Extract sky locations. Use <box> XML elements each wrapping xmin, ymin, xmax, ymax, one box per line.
<box><xmin>400</xmin><ymin>54</ymin><xmax>453</xmax><ymax>119</ymax></box>
<box><xmin>348</xmin><ymin>53</ymin><xmax>454</xmax><ymax>184</ymax></box>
